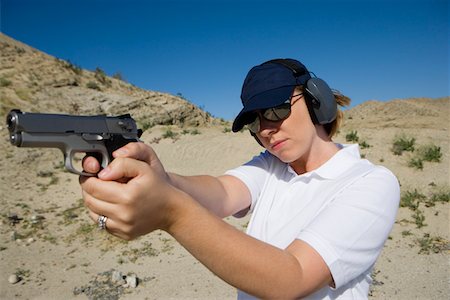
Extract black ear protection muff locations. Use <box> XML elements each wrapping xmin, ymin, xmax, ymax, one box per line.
<box><xmin>262</xmin><ymin>59</ymin><xmax>337</xmax><ymax>125</ymax></box>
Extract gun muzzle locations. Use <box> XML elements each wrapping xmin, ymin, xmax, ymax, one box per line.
<box><xmin>6</xmin><ymin>110</ymin><xmax>22</xmax><ymax>146</ymax></box>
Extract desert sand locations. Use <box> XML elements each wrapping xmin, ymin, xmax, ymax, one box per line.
<box><xmin>0</xmin><ymin>33</ymin><xmax>449</xmax><ymax>299</ymax></box>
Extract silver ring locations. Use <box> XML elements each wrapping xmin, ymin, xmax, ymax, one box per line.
<box><xmin>97</xmin><ymin>215</ymin><xmax>108</xmax><ymax>230</ymax></box>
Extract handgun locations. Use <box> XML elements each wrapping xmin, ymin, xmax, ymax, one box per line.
<box><xmin>6</xmin><ymin>109</ymin><xmax>143</xmax><ymax>176</ymax></box>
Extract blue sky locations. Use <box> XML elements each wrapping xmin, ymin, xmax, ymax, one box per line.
<box><xmin>1</xmin><ymin>0</ymin><xmax>448</xmax><ymax>120</ymax></box>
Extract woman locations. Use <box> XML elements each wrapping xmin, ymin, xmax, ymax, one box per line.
<box><xmin>80</xmin><ymin>58</ymin><xmax>400</xmax><ymax>299</ymax></box>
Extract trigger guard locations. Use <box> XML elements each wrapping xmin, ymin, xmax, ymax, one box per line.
<box><xmin>64</xmin><ymin>155</ymin><xmax>95</xmax><ymax>176</ymax></box>
<box><xmin>65</xmin><ymin>150</ymin><xmax>109</xmax><ymax>177</ymax></box>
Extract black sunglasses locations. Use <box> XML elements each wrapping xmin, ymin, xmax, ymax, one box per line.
<box><xmin>247</xmin><ymin>93</ymin><xmax>303</xmax><ymax>133</ymax></box>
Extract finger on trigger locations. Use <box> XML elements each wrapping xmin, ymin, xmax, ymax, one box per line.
<box><xmin>82</xmin><ymin>155</ymin><xmax>101</xmax><ymax>173</ymax></box>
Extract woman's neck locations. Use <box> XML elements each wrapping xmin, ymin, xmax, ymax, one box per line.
<box><xmin>289</xmin><ymin>127</ymin><xmax>340</xmax><ymax>175</ymax></box>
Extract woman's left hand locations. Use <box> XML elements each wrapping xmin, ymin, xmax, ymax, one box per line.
<box><xmin>80</xmin><ymin>156</ymin><xmax>179</xmax><ymax>240</ymax></box>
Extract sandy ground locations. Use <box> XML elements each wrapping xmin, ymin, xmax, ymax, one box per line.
<box><xmin>0</xmin><ymin>108</ymin><xmax>449</xmax><ymax>299</ymax></box>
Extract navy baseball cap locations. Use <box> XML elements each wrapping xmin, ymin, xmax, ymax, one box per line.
<box><xmin>232</xmin><ymin>58</ymin><xmax>312</xmax><ymax>132</ymax></box>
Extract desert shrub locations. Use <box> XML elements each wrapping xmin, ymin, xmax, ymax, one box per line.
<box><xmin>162</xmin><ymin>128</ymin><xmax>178</xmax><ymax>139</ymax></box>
<box><xmin>112</xmin><ymin>72</ymin><xmax>125</xmax><ymax>81</ymax></box>
<box><xmin>412</xmin><ymin>209</ymin><xmax>426</xmax><ymax>228</ymax></box>
<box><xmin>86</xmin><ymin>81</ymin><xmax>101</xmax><ymax>90</ymax></box>
<box><xmin>429</xmin><ymin>190</ymin><xmax>450</xmax><ymax>205</ymax></box>
<box><xmin>400</xmin><ymin>189</ymin><xmax>426</xmax><ymax>210</ymax></box>
<box><xmin>94</xmin><ymin>67</ymin><xmax>112</xmax><ymax>87</ymax></box>
<box><xmin>392</xmin><ymin>135</ymin><xmax>415</xmax><ymax>155</ymax></box>
<box><xmin>407</xmin><ymin>144</ymin><xmax>442</xmax><ymax>170</ymax></box>
<box><xmin>408</xmin><ymin>157</ymin><xmax>424</xmax><ymax>170</ymax></box>
<box><xmin>190</xmin><ymin>129</ymin><xmax>201</xmax><ymax>135</ymax></box>
<box><xmin>63</xmin><ymin>60</ymin><xmax>82</xmax><ymax>75</ymax></box>
<box><xmin>345</xmin><ymin>130</ymin><xmax>359</xmax><ymax>142</ymax></box>
<box><xmin>417</xmin><ymin>233</ymin><xmax>448</xmax><ymax>254</ymax></box>
<box><xmin>418</xmin><ymin>145</ymin><xmax>442</xmax><ymax>162</ymax></box>
<box><xmin>360</xmin><ymin>140</ymin><xmax>371</xmax><ymax>149</ymax></box>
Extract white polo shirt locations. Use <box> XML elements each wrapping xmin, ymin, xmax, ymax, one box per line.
<box><xmin>226</xmin><ymin>144</ymin><xmax>400</xmax><ymax>300</ymax></box>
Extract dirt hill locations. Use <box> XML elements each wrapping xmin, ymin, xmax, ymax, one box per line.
<box><xmin>0</xmin><ymin>33</ymin><xmax>213</xmax><ymax>128</ymax></box>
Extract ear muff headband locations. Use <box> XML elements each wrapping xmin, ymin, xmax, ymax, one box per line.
<box><xmin>263</xmin><ymin>59</ymin><xmax>337</xmax><ymax>125</ymax></box>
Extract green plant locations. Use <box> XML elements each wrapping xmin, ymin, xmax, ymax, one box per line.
<box><xmin>63</xmin><ymin>60</ymin><xmax>83</xmax><ymax>75</ymax></box>
<box><xmin>418</xmin><ymin>145</ymin><xmax>442</xmax><ymax>162</ymax></box>
<box><xmin>112</xmin><ymin>72</ymin><xmax>124</xmax><ymax>81</ymax></box>
<box><xmin>400</xmin><ymin>189</ymin><xmax>426</xmax><ymax>210</ymax></box>
<box><xmin>412</xmin><ymin>209</ymin><xmax>426</xmax><ymax>228</ymax></box>
<box><xmin>428</xmin><ymin>190</ymin><xmax>450</xmax><ymax>205</ymax></box>
<box><xmin>162</xmin><ymin>128</ymin><xmax>178</xmax><ymax>139</ymax></box>
<box><xmin>94</xmin><ymin>67</ymin><xmax>112</xmax><ymax>87</ymax></box>
<box><xmin>359</xmin><ymin>140</ymin><xmax>371</xmax><ymax>149</ymax></box>
<box><xmin>417</xmin><ymin>233</ymin><xmax>448</xmax><ymax>254</ymax></box>
<box><xmin>392</xmin><ymin>136</ymin><xmax>415</xmax><ymax>155</ymax></box>
<box><xmin>408</xmin><ymin>157</ymin><xmax>423</xmax><ymax>170</ymax></box>
<box><xmin>86</xmin><ymin>81</ymin><xmax>101</xmax><ymax>90</ymax></box>
<box><xmin>345</xmin><ymin>130</ymin><xmax>359</xmax><ymax>142</ymax></box>
<box><xmin>401</xmin><ymin>230</ymin><xmax>412</xmax><ymax>237</ymax></box>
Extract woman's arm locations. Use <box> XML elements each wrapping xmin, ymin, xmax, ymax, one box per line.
<box><xmin>168</xmin><ymin>173</ymin><xmax>251</xmax><ymax>218</ymax></box>
<box><xmin>80</xmin><ymin>156</ymin><xmax>332</xmax><ymax>298</ymax></box>
<box><xmin>82</xmin><ymin>142</ymin><xmax>251</xmax><ymax>218</ymax></box>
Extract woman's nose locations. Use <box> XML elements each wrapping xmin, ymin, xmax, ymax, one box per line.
<box><xmin>258</xmin><ymin>117</ymin><xmax>279</xmax><ymax>136</ymax></box>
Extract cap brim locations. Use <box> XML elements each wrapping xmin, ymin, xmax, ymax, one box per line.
<box><xmin>232</xmin><ymin>85</ymin><xmax>295</xmax><ymax>132</ymax></box>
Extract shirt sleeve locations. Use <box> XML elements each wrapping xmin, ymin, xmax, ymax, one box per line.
<box><xmin>225</xmin><ymin>151</ymin><xmax>272</xmax><ymax>217</ymax></box>
<box><xmin>297</xmin><ymin>166</ymin><xmax>400</xmax><ymax>289</ymax></box>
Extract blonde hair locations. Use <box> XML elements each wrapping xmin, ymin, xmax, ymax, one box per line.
<box><xmin>296</xmin><ymin>86</ymin><xmax>351</xmax><ymax>138</ymax></box>
<box><xmin>326</xmin><ymin>91</ymin><xmax>350</xmax><ymax>138</ymax></box>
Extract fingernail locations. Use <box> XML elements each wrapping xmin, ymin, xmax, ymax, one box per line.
<box><xmin>98</xmin><ymin>167</ymin><xmax>110</xmax><ymax>178</ymax></box>
<box><xmin>114</xmin><ymin>148</ymin><xmax>128</xmax><ymax>156</ymax></box>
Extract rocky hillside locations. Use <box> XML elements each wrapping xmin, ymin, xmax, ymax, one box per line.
<box><xmin>0</xmin><ymin>33</ymin><xmax>213</xmax><ymax>128</ymax></box>
<box><xmin>343</xmin><ymin>97</ymin><xmax>449</xmax><ymax>130</ymax></box>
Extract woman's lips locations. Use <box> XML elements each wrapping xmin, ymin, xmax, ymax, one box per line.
<box><xmin>271</xmin><ymin>139</ymin><xmax>287</xmax><ymax>151</ymax></box>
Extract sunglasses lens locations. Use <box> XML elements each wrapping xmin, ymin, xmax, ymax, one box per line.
<box><xmin>263</xmin><ymin>104</ymin><xmax>291</xmax><ymax>121</ymax></box>
<box><xmin>247</xmin><ymin>103</ymin><xmax>292</xmax><ymax>133</ymax></box>
<box><xmin>248</xmin><ymin>116</ymin><xmax>260</xmax><ymax>133</ymax></box>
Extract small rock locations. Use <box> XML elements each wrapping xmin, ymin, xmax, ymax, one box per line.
<box><xmin>111</xmin><ymin>270</ymin><xmax>124</xmax><ymax>284</ymax></box>
<box><xmin>30</xmin><ymin>215</ymin><xmax>45</xmax><ymax>224</ymax></box>
<box><xmin>27</xmin><ymin>238</ymin><xmax>34</xmax><ymax>244</ymax></box>
<box><xmin>8</xmin><ymin>274</ymin><xmax>20</xmax><ymax>284</ymax></box>
<box><xmin>10</xmin><ymin>231</ymin><xmax>17</xmax><ymax>241</ymax></box>
<box><xmin>125</xmin><ymin>274</ymin><xmax>138</xmax><ymax>288</ymax></box>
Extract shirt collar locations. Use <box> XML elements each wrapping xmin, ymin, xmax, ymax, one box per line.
<box><xmin>287</xmin><ymin>144</ymin><xmax>361</xmax><ymax>180</ymax></box>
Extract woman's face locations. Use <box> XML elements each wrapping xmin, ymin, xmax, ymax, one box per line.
<box><xmin>255</xmin><ymin>93</ymin><xmax>317</xmax><ymax>165</ymax></box>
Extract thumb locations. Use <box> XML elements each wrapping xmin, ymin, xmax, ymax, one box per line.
<box><xmin>98</xmin><ymin>157</ymin><xmax>148</xmax><ymax>181</ymax></box>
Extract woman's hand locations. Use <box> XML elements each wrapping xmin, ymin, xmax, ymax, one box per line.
<box><xmin>79</xmin><ymin>143</ymin><xmax>177</xmax><ymax>240</ymax></box>
<box><xmin>82</xmin><ymin>142</ymin><xmax>169</xmax><ymax>183</ymax></box>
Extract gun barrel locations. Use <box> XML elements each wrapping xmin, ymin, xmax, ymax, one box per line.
<box><xmin>6</xmin><ymin>109</ymin><xmax>140</xmax><ymax>147</ymax></box>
